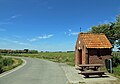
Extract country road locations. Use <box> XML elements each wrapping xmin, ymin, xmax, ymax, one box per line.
<box><xmin>0</xmin><ymin>57</ymin><xmax>68</xmax><ymax>84</ymax></box>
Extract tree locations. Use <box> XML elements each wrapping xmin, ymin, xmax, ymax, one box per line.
<box><xmin>89</xmin><ymin>15</ymin><xmax>120</xmax><ymax>49</ymax></box>
<box><xmin>113</xmin><ymin>15</ymin><xmax>120</xmax><ymax>47</ymax></box>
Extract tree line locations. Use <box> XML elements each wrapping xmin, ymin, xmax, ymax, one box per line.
<box><xmin>0</xmin><ymin>49</ymin><xmax>38</xmax><ymax>54</ymax></box>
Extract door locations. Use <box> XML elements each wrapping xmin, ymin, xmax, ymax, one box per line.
<box><xmin>79</xmin><ymin>50</ymin><xmax>82</xmax><ymax>64</ymax></box>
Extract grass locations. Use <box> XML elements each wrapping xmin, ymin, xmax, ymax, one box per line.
<box><xmin>0</xmin><ymin>57</ymin><xmax>23</xmax><ymax>73</ymax></box>
<box><xmin>113</xmin><ymin>65</ymin><xmax>120</xmax><ymax>78</ymax></box>
<box><xmin>37</xmin><ymin>52</ymin><xmax>75</xmax><ymax>66</ymax></box>
<box><xmin>1</xmin><ymin>52</ymin><xmax>75</xmax><ymax>66</ymax></box>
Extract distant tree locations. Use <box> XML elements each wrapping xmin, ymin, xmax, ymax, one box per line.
<box><xmin>28</xmin><ymin>50</ymin><xmax>38</xmax><ymax>54</ymax></box>
<box><xmin>24</xmin><ymin>49</ymin><xmax>29</xmax><ymax>53</ymax></box>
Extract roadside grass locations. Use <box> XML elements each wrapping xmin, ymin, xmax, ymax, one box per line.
<box><xmin>0</xmin><ymin>57</ymin><xmax>23</xmax><ymax>74</ymax></box>
<box><xmin>2</xmin><ymin>52</ymin><xmax>75</xmax><ymax>66</ymax></box>
<box><xmin>113</xmin><ymin>65</ymin><xmax>120</xmax><ymax>78</ymax></box>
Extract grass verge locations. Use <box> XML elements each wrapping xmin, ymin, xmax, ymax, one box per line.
<box><xmin>113</xmin><ymin>65</ymin><xmax>120</xmax><ymax>79</ymax></box>
<box><xmin>1</xmin><ymin>57</ymin><xmax>23</xmax><ymax>73</ymax></box>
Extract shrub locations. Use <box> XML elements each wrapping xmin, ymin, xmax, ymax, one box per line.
<box><xmin>3</xmin><ymin>58</ymin><xmax>14</xmax><ymax>66</ymax></box>
<box><xmin>112</xmin><ymin>56</ymin><xmax>120</xmax><ymax>67</ymax></box>
<box><xmin>113</xmin><ymin>65</ymin><xmax>120</xmax><ymax>76</ymax></box>
<box><xmin>0</xmin><ymin>56</ymin><xmax>4</xmax><ymax>73</ymax></box>
<box><xmin>0</xmin><ymin>57</ymin><xmax>14</xmax><ymax>73</ymax></box>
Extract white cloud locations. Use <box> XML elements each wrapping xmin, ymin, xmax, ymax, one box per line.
<box><xmin>13</xmin><ymin>41</ymin><xmax>31</xmax><ymax>46</ymax></box>
<box><xmin>68</xmin><ymin>29</ymin><xmax>72</xmax><ymax>32</ymax></box>
<box><xmin>64</xmin><ymin>32</ymin><xmax>67</xmax><ymax>35</ymax></box>
<box><xmin>7</xmin><ymin>15</ymin><xmax>21</xmax><ymax>20</ymax></box>
<box><xmin>0</xmin><ymin>15</ymin><xmax>21</xmax><ymax>25</ymax></box>
<box><xmin>0</xmin><ymin>38</ymin><xmax>31</xmax><ymax>46</ymax></box>
<box><xmin>38</xmin><ymin>34</ymin><xmax>53</xmax><ymax>39</ymax></box>
<box><xmin>11</xmin><ymin>15</ymin><xmax>17</xmax><ymax>19</ymax></box>
<box><xmin>70</xmin><ymin>32</ymin><xmax>79</xmax><ymax>35</ymax></box>
<box><xmin>29</xmin><ymin>38</ymin><xmax>37</xmax><ymax>42</ymax></box>
<box><xmin>12</xmin><ymin>41</ymin><xmax>31</xmax><ymax>46</ymax></box>
<box><xmin>29</xmin><ymin>34</ymin><xmax>54</xmax><ymax>42</ymax></box>
<box><xmin>65</xmin><ymin>29</ymin><xmax>79</xmax><ymax>36</ymax></box>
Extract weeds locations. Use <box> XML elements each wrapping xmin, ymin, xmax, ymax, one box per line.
<box><xmin>0</xmin><ymin>56</ymin><xmax>22</xmax><ymax>73</ymax></box>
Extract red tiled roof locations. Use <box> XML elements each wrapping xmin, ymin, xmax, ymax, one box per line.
<box><xmin>78</xmin><ymin>33</ymin><xmax>112</xmax><ymax>48</ymax></box>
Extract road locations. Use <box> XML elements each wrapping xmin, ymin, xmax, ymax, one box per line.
<box><xmin>0</xmin><ymin>57</ymin><xmax>68</xmax><ymax>84</ymax></box>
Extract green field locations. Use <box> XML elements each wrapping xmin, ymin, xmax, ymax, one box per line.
<box><xmin>1</xmin><ymin>51</ymin><xmax>120</xmax><ymax>78</ymax></box>
<box><xmin>1</xmin><ymin>52</ymin><xmax>75</xmax><ymax>66</ymax></box>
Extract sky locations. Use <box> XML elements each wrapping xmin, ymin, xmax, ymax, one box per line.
<box><xmin>0</xmin><ymin>0</ymin><xmax>120</xmax><ymax>51</ymax></box>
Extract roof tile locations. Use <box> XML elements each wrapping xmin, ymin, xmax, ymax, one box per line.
<box><xmin>79</xmin><ymin>33</ymin><xmax>112</xmax><ymax>48</ymax></box>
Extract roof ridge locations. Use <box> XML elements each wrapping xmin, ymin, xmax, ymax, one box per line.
<box><xmin>80</xmin><ymin>33</ymin><xmax>104</xmax><ymax>35</ymax></box>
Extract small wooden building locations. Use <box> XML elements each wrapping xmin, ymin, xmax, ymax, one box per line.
<box><xmin>75</xmin><ymin>33</ymin><xmax>112</xmax><ymax>66</ymax></box>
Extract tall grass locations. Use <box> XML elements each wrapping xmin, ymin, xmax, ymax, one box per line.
<box><xmin>0</xmin><ymin>56</ymin><xmax>22</xmax><ymax>73</ymax></box>
<box><xmin>111</xmin><ymin>52</ymin><xmax>120</xmax><ymax>77</ymax></box>
<box><xmin>37</xmin><ymin>52</ymin><xmax>75</xmax><ymax>66</ymax></box>
<box><xmin>0</xmin><ymin>56</ymin><xmax>14</xmax><ymax>73</ymax></box>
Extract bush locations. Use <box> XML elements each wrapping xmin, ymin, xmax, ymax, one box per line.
<box><xmin>112</xmin><ymin>56</ymin><xmax>120</xmax><ymax>67</ymax></box>
<box><xmin>113</xmin><ymin>65</ymin><xmax>120</xmax><ymax>76</ymax></box>
<box><xmin>0</xmin><ymin>57</ymin><xmax>14</xmax><ymax>73</ymax></box>
<box><xmin>3</xmin><ymin>58</ymin><xmax>14</xmax><ymax>66</ymax></box>
<box><xmin>0</xmin><ymin>56</ymin><xmax>4</xmax><ymax>73</ymax></box>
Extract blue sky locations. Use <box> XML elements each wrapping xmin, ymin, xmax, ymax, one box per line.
<box><xmin>0</xmin><ymin>0</ymin><xmax>120</xmax><ymax>51</ymax></box>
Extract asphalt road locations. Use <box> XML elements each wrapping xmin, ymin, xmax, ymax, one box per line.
<box><xmin>0</xmin><ymin>57</ymin><xmax>68</xmax><ymax>84</ymax></box>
